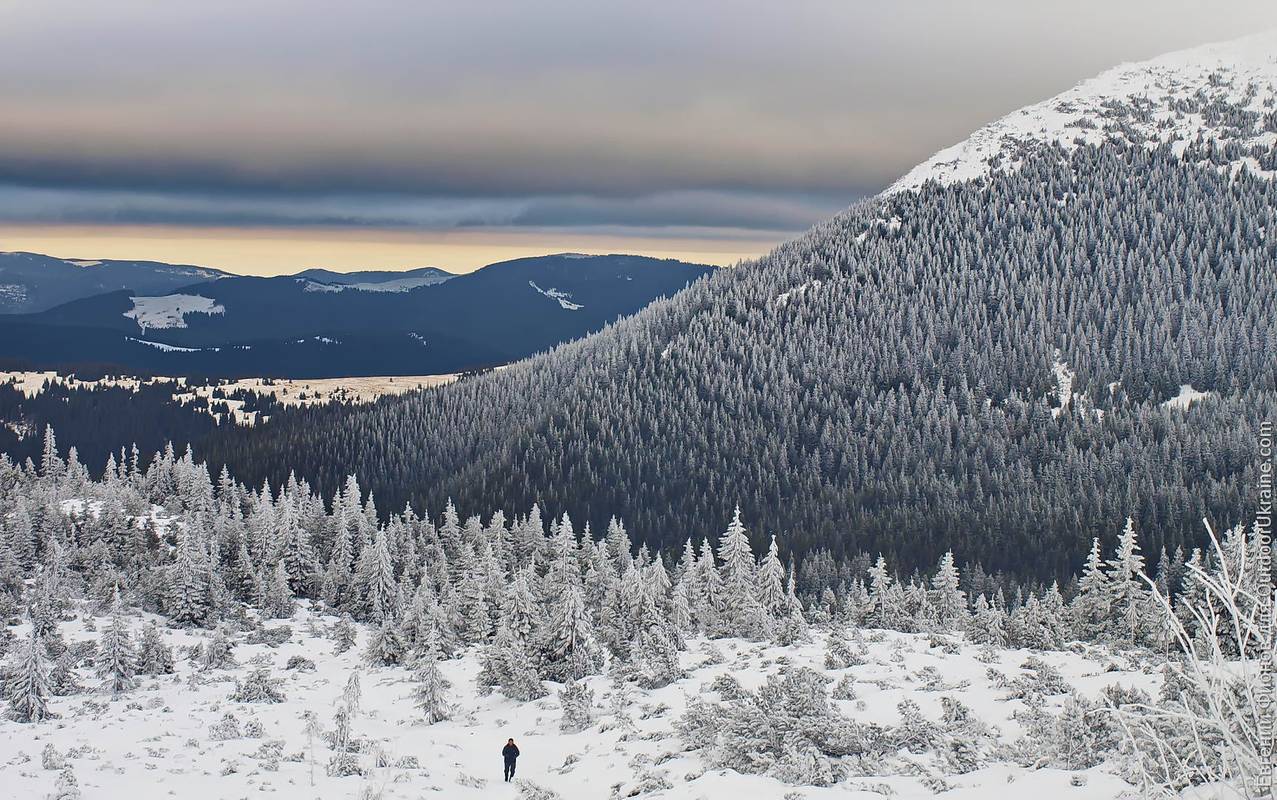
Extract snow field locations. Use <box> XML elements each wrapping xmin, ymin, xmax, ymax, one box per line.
<box><xmin>0</xmin><ymin>605</ymin><xmax>1161</xmax><ymax>800</ymax></box>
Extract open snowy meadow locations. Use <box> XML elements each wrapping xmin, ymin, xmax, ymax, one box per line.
<box><xmin>1</xmin><ymin>604</ymin><xmax>1164</xmax><ymax>800</ymax></box>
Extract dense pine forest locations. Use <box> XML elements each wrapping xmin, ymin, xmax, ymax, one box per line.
<box><xmin>158</xmin><ymin>142</ymin><xmax>1277</xmax><ymax>582</ymax></box>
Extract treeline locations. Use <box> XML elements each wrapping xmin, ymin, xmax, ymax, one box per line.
<box><xmin>0</xmin><ymin>379</ymin><xmax>296</xmax><ymax>473</ymax></box>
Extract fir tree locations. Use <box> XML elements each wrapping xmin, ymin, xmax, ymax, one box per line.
<box><xmin>96</xmin><ymin>587</ymin><xmax>136</xmax><ymax>696</ymax></box>
<box><xmin>411</xmin><ymin>636</ymin><xmax>451</xmax><ymax>724</ymax></box>
<box><xmin>6</xmin><ymin>625</ymin><xmax>52</xmax><ymax>723</ymax></box>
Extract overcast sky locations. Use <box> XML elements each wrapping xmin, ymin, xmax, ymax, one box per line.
<box><xmin>1</xmin><ymin>0</ymin><xmax>1274</xmax><ymax>274</ymax></box>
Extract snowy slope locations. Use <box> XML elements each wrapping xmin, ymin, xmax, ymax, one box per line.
<box><xmin>890</xmin><ymin>30</ymin><xmax>1277</xmax><ymax>193</ymax></box>
<box><xmin>0</xmin><ymin>605</ymin><xmax>1160</xmax><ymax>800</ymax></box>
<box><xmin>123</xmin><ymin>294</ymin><xmax>225</xmax><ymax>330</ymax></box>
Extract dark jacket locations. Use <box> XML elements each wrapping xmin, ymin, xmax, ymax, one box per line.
<box><xmin>503</xmin><ymin>744</ymin><xmax>520</xmax><ymax>762</ymax></box>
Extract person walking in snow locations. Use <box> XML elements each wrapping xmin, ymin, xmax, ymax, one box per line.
<box><xmin>502</xmin><ymin>738</ymin><xmax>520</xmax><ymax>782</ymax></box>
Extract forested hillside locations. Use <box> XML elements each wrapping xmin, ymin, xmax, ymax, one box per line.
<box><xmin>197</xmin><ymin>141</ymin><xmax>1276</xmax><ymax>581</ymax></box>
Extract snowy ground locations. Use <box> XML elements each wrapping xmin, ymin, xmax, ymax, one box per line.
<box><xmin>0</xmin><ymin>605</ymin><xmax>1163</xmax><ymax>800</ymax></box>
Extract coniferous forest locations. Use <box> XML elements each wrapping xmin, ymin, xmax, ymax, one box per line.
<box><xmin>165</xmin><ymin>142</ymin><xmax>1277</xmax><ymax>583</ymax></box>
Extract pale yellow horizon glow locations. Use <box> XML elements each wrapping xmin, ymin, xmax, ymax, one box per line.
<box><xmin>0</xmin><ymin>224</ymin><xmax>779</xmax><ymax>275</ymax></box>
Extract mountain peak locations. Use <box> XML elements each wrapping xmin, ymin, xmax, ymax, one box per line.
<box><xmin>889</xmin><ymin>30</ymin><xmax>1277</xmax><ymax>195</ymax></box>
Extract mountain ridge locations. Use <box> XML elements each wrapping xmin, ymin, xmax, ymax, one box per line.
<box><xmin>183</xmin><ymin>32</ymin><xmax>1277</xmax><ymax>582</ymax></box>
<box><xmin>0</xmin><ymin>253</ymin><xmax>716</xmax><ymax>377</ymax></box>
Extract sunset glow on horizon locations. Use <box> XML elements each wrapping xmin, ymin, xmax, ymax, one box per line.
<box><xmin>0</xmin><ymin>224</ymin><xmax>778</xmax><ymax>275</ymax></box>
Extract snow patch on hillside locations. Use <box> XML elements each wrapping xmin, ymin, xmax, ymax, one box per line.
<box><xmin>529</xmin><ymin>281</ymin><xmax>583</xmax><ymax>310</ymax></box>
<box><xmin>1163</xmin><ymin>383</ymin><xmax>1212</xmax><ymax>410</ymax></box>
<box><xmin>775</xmin><ymin>280</ymin><xmax>823</xmax><ymax>307</ymax></box>
<box><xmin>1050</xmin><ymin>355</ymin><xmax>1074</xmax><ymax>418</ymax></box>
<box><xmin>303</xmin><ymin>275</ymin><xmax>452</xmax><ymax>293</ymax></box>
<box><xmin>890</xmin><ymin>30</ymin><xmax>1277</xmax><ymax>194</ymax></box>
<box><xmin>68</xmin><ymin>259</ymin><xmax>103</xmax><ymax>268</ymax></box>
<box><xmin>124</xmin><ymin>294</ymin><xmax>225</xmax><ymax>330</ymax></box>
<box><xmin>127</xmin><ymin>337</ymin><xmax>215</xmax><ymax>354</ymax></box>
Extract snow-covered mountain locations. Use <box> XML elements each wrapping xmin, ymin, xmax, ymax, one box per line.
<box><xmin>0</xmin><ymin>254</ymin><xmax>715</xmax><ymax>377</ymax></box>
<box><xmin>890</xmin><ymin>30</ymin><xmax>1277</xmax><ymax>193</ymax></box>
<box><xmin>0</xmin><ymin>251</ymin><xmax>230</xmax><ymax>314</ymax></box>
<box><xmin>294</xmin><ymin>266</ymin><xmax>456</xmax><ymax>293</ymax></box>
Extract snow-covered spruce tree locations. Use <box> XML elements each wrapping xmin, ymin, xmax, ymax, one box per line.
<box><xmin>1070</xmin><ymin>537</ymin><xmax>1108</xmax><ymax>640</ymax></box>
<box><xmin>95</xmin><ymin>587</ymin><xmax>136</xmax><ymax>696</ymax></box>
<box><xmin>716</xmin><ymin>507</ymin><xmax>763</xmax><ymax>638</ymax></box>
<box><xmin>756</xmin><ymin>534</ymin><xmax>787</xmax><ymax>617</ymax></box>
<box><xmin>279</xmin><ymin>501</ymin><xmax>318</xmax><ymax>596</ymax></box>
<box><xmin>343</xmin><ymin>670</ymin><xmax>363</xmax><ymax>717</ymax></box>
<box><xmin>257</xmin><ymin>560</ymin><xmax>295</xmax><ymax>620</ymax></box>
<box><xmin>631</xmin><ymin>598</ymin><xmax>684</xmax><ymax>689</ymax></box>
<box><xmin>968</xmin><ymin>594</ymin><xmax>1008</xmax><ymax>647</ymax></box>
<box><xmin>365</xmin><ymin>617</ymin><xmax>407</xmax><ymax>666</ymax></box>
<box><xmin>412</xmin><ymin>635</ymin><xmax>451</xmax><ymax>724</ymax></box>
<box><xmin>558</xmin><ymin>679</ymin><xmax>595</xmax><ymax>733</ymax></box>
<box><xmin>498</xmin><ymin>633</ymin><xmax>549</xmax><ymax>702</ymax></box>
<box><xmin>1103</xmin><ymin>517</ymin><xmax>1155</xmax><ymax>645</ymax></box>
<box><xmin>326</xmin><ymin>705</ymin><xmax>362</xmax><ymax>777</ymax></box>
<box><xmin>930</xmin><ymin>551</ymin><xmax>967</xmax><ymax>629</ymax></box>
<box><xmin>353</xmin><ymin>528</ymin><xmax>397</xmax><ymax>624</ymax></box>
<box><xmin>6</xmin><ymin>625</ymin><xmax>53</xmax><ymax>723</ymax></box>
<box><xmin>775</xmin><ymin>565</ymin><xmax>809</xmax><ymax>645</ymax></box>
<box><xmin>331</xmin><ymin>614</ymin><xmax>358</xmax><ymax>654</ymax></box>
<box><xmin>537</xmin><ymin>582</ymin><xmax>602</xmax><ymax>682</ymax></box>
<box><xmin>167</xmin><ymin>527</ymin><xmax>212</xmax><ymax>627</ymax></box>
<box><xmin>302</xmin><ymin>710</ymin><xmax>323</xmax><ymax>786</ymax></box>
<box><xmin>135</xmin><ymin>621</ymin><xmax>175</xmax><ymax>675</ymax></box>
<box><xmin>867</xmin><ymin>554</ymin><xmax>909</xmax><ymax>630</ymax></box>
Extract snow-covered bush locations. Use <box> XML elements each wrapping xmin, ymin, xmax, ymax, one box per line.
<box><xmin>229</xmin><ymin>667</ymin><xmax>286</xmax><ymax>703</ymax></box>
<box><xmin>831</xmin><ymin>675</ymin><xmax>858</xmax><ymax>700</ymax></box>
<box><xmin>1003</xmin><ymin>656</ymin><xmax>1071</xmax><ymax>699</ymax></box>
<box><xmin>208</xmin><ymin>711</ymin><xmax>242</xmax><ymax>741</ymax></box>
<box><xmin>514</xmin><ymin>781</ymin><xmax>561</xmax><ymax>800</ymax></box>
<box><xmin>1013</xmin><ymin>692</ymin><xmax>1117</xmax><ymax>770</ymax></box>
<box><xmin>285</xmin><ymin>655</ymin><xmax>316</xmax><ymax>672</ymax></box>
<box><xmin>40</xmin><ymin>744</ymin><xmax>64</xmax><ymax>771</ymax></box>
<box><xmin>676</xmin><ymin>666</ymin><xmax>882</xmax><ymax>786</ymax></box>
<box><xmin>246</xmin><ymin>625</ymin><xmax>292</xmax><ymax>648</ymax></box>
<box><xmin>48</xmin><ymin>766</ymin><xmax>80</xmax><ymax>800</ymax></box>
<box><xmin>558</xmin><ymin>680</ymin><xmax>595</xmax><ymax>733</ymax></box>
<box><xmin>823</xmin><ymin>627</ymin><xmax>863</xmax><ymax>670</ymax></box>
<box><xmin>200</xmin><ymin>627</ymin><xmax>237</xmax><ymax>671</ymax></box>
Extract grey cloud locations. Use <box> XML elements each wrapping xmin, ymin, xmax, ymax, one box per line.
<box><xmin>0</xmin><ymin>184</ymin><xmax>844</xmax><ymax>236</ymax></box>
<box><xmin>1</xmin><ymin>0</ymin><xmax>1275</xmax><ymax>234</ymax></box>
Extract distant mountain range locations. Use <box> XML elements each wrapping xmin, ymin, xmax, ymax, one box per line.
<box><xmin>0</xmin><ymin>251</ymin><xmax>231</xmax><ymax>314</ymax></box>
<box><xmin>0</xmin><ymin>253</ymin><xmax>714</xmax><ymax>377</ymax></box>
